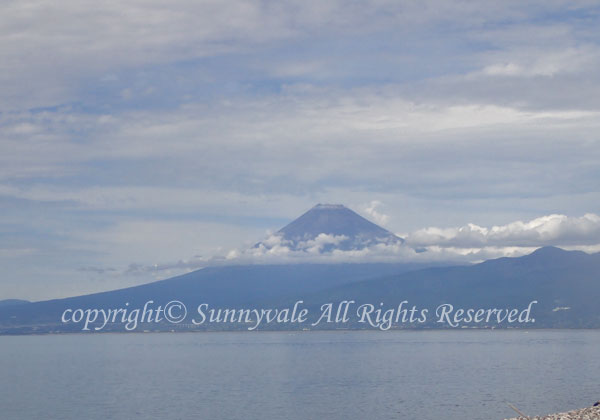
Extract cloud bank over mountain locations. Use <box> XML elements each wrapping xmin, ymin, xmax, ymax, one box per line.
<box><xmin>238</xmin><ymin>212</ymin><xmax>600</xmax><ymax>263</ymax></box>
<box><xmin>406</xmin><ymin>213</ymin><xmax>600</xmax><ymax>248</ymax></box>
<box><xmin>120</xmin><ymin>211</ymin><xmax>600</xmax><ymax>276</ymax></box>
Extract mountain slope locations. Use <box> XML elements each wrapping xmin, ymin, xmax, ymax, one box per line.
<box><xmin>0</xmin><ymin>262</ymin><xmax>439</xmax><ymax>333</ymax></box>
<box><xmin>1</xmin><ymin>247</ymin><xmax>598</xmax><ymax>332</ymax></box>
<box><xmin>293</xmin><ymin>247</ymin><xmax>600</xmax><ymax>328</ymax></box>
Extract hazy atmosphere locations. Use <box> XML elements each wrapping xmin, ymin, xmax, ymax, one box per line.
<box><xmin>1</xmin><ymin>1</ymin><xmax>599</xmax><ymax>300</ymax></box>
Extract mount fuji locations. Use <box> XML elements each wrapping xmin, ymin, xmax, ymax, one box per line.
<box><xmin>256</xmin><ymin>204</ymin><xmax>404</xmax><ymax>252</ymax></box>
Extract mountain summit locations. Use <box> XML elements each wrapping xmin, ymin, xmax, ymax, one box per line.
<box><xmin>256</xmin><ymin>204</ymin><xmax>404</xmax><ymax>252</ymax></box>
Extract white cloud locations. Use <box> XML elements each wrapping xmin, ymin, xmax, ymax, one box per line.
<box><xmin>362</xmin><ymin>201</ymin><xmax>390</xmax><ymax>226</ymax></box>
<box><xmin>406</xmin><ymin>213</ymin><xmax>600</xmax><ymax>248</ymax></box>
<box><xmin>301</xmin><ymin>233</ymin><xmax>349</xmax><ymax>254</ymax></box>
<box><xmin>480</xmin><ymin>47</ymin><xmax>599</xmax><ymax>78</ymax></box>
<box><xmin>224</xmin><ymin>234</ymin><xmax>417</xmax><ymax>264</ymax></box>
<box><xmin>2</xmin><ymin>92</ymin><xmax>598</xmax><ymax>186</ymax></box>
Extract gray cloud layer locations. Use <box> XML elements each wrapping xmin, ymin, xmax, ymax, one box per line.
<box><xmin>1</xmin><ymin>1</ymin><xmax>599</xmax><ymax>299</ymax></box>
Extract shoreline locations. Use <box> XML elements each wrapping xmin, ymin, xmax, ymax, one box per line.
<box><xmin>505</xmin><ymin>405</ymin><xmax>600</xmax><ymax>420</ymax></box>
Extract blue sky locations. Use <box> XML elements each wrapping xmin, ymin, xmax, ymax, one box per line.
<box><xmin>1</xmin><ymin>0</ymin><xmax>600</xmax><ymax>300</ymax></box>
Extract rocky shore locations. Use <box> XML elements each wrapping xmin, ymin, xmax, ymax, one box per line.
<box><xmin>505</xmin><ymin>405</ymin><xmax>600</xmax><ymax>420</ymax></box>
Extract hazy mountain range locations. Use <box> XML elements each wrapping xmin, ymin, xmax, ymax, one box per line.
<box><xmin>0</xmin><ymin>299</ymin><xmax>30</xmax><ymax>308</ymax></box>
<box><xmin>1</xmin><ymin>205</ymin><xmax>598</xmax><ymax>334</ymax></box>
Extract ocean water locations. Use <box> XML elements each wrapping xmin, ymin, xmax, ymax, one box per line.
<box><xmin>1</xmin><ymin>330</ymin><xmax>599</xmax><ymax>420</ymax></box>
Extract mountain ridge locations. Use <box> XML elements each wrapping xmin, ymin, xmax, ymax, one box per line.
<box><xmin>285</xmin><ymin>246</ymin><xmax>600</xmax><ymax>328</ymax></box>
<box><xmin>0</xmin><ymin>299</ymin><xmax>30</xmax><ymax>308</ymax></box>
<box><xmin>1</xmin><ymin>247</ymin><xmax>598</xmax><ymax>332</ymax></box>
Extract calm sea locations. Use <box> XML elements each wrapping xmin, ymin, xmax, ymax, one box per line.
<box><xmin>1</xmin><ymin>330</ymin><xmax>599</xmax><ymax>420</ymax></box>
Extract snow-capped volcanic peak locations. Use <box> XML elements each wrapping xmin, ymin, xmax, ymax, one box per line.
<box><xmin>257</xmin><ymin>204</ymin><xmax>404</xmax><ymax>253</ymax></box>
